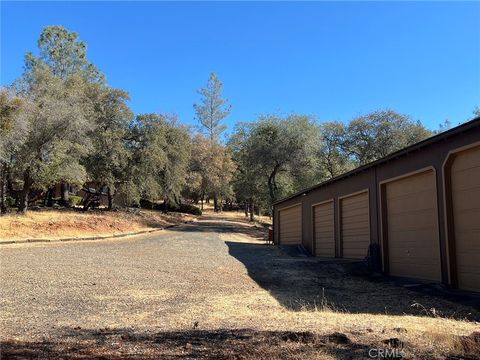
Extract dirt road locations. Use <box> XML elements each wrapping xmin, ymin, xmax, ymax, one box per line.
<box><xmin>1</xmin><ymin>214</ymin><xmax>479</xmax><ymax>359</ymax></box>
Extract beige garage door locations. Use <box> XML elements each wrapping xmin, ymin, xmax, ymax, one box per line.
<box><xmin>279</xmin><ymin>204</ymin><xmax>302</xmax><ymax>245</ymax></box>
<box><xmin>340</xmin><ymin>191</ymin><xmax>370</xmax><ymax>259</ymax></box>
<box><xmin>385</xmin><ymin>170</ymin><xmax>441</xmax><ymax>281</ymax></box>
<box><xmin>313</xmin><ymin>201</ymin><xmax>335</xmax><ymax>257</ymax></box>
<box><xmin>451</xmin><ymin>146</ymin><xmax>480</xmax><ymax>292</ymax></box>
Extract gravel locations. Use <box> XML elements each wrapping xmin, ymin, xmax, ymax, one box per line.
<box><xmin>0</xmin><ymin>219</ymin><xmax>254</xmax><ymax>341</ymax></box>
<box><xmin>1</xmin><ymin>215</ymin><xmax>479</xmax><ymax>359</ymax></box>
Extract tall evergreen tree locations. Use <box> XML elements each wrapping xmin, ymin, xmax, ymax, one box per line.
<box><xmin>193</xmin><ymin>72</ymin><xmax>231</xmax><ymax>142</ymax></box>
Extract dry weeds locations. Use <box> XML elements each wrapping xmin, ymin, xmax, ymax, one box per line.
<box><xmin>0</xmin><ymin>209</ymin><xmax>196</xmax><ymax>241</ymax></box>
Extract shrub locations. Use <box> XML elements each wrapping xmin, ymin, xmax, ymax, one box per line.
<box><xmin>175</xmin><ymin>203</ymin><xmax>202</xmax><ymax>216</ymax></box>
<box><xmin>139</xmin><ymin>198</ymin><xmax>202</xmax><ymax>215</ymax></box>
<box><xmin>5</xmin><ymin>196</ymin><xmax>16</xmax><ymax>208</ymax></box>
<box><xmin>139</xmin><ymin>198</ymin><xmax>155</xmax><ymax>209</ymax></box>
<box><xmin>68</xmin><ymin>195</ymin><xmax>83</xmax><ymax>207</ymax></box>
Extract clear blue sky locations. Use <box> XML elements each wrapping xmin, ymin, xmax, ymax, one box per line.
<box><xmin>1</xmin><ymin>1</ymin><xmax>479</xmax><ymax>133</ymax></box>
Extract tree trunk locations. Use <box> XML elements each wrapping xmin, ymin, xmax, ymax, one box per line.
<box><xmin>60</xmin><ymin>182</ymin><xmax>69</xmax><ymax>207</ymax></box>
<box><xmin>213</xmin><ymin>192</ymin><xmax>218</xmax><ymax>212</ymax></box>
<box><xmin>107</xmin><ymin>187</ymin><xmax>114</xmax><ymax>210</ymax></box>
<box><xmin>0</xmin><ymin>163</ymin><xmax>7</xmax><ymax>214</ymax></box>
<box><xmin>218</xmin><ymin>195</ymin><xmax>223</xmax><ymax>212</ymax></box>
<box><xmin>244</xmin><ymin>201</ymin><xmax>248</xmax><ymax>218</ymax></box>
<box><xmin>268</xmin><ymin>164</ymin><xmax>280</xmax><ymax>205</ymax></box>
<box><xmin>200</xmin><ymin>193</ymin><xmax>204</xmax><ymax>210</ymax></box>
<box><xmin>45</xmin><ymin>186</ymin><xmax>54</xmax><ymax>207</ymax></box>
<box><xmin>18</xmin><ymin>169</ymin><xmax>33</xmax><ymax>214</ymax></box>
<box><xmin>249</xmin><ymin>198</ymin><xmax>254</xmax><ymax>221</ymax></box>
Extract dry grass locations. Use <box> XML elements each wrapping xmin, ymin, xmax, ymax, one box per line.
<box><xmin>212</xmin><ymin>228</ymin><xmax>480</xmax><ymax>359</ymax></box>
<box><xmin>0</xmin><ymin>209</ymin><xmax>196</xmax><ymax>241</ymax></box>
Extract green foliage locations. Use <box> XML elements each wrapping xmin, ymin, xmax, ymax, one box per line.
<box><xmin>316</xmin><ymin>122</ymin><xmax>353</xmax><ymax>179</ymax></box>
<box><xmin>230</xmin><ymin>114</ymin><xmax>320</xmax><ymax>207</ymax></box>
<box><xmin>170</xmin><ymin>203</ymin><xmax>202</xmax><ymax>216</ymax></box>
<box><xmin>473</xmin><ymin>106</ymin><xmax>480</xmax><ymax>117</ymax></box>
<box><xmin>82</xmin><ymin>85</ymin><xmax>133</xmax><ymax>195</ymax></box>
<box><xmin>24</xmin><ymin>25</ymin><xmax>104</xmax><ymax>83</ymax></box>
<box><xmin>126</xmin><ymin>113</ymin><xmax>191</xmax><ymax>204</ymax></box>
<box><xmin>2</xmin><ymin>25</ymin><xmax>437</xmax><ymax>216</ymax></box>
<box><xmin>193</xmin><ymin>73</ymin><xmax>231</xmax><ymax>141</ymax></box>
<box><xmin>5</xmin><ymin>196</ymin><xmax>16</xmax><ymax>208</ymax></box>
<box><xmin>68</xmin><ymin>195</ymin><xmax>83</xmax><ymax>207</ymax></box>
<box><xmin>344</xmin><ymin>110</ymin><xmax>432</xmax><ymax>165</ymax></box>
<box><xmin>138</xmin><ymin>199</ymin><xmax>202</xmax><ymax>215</ymax></box>
<box><xmin>230</xmin><ymin>110</ymin><xmax>433</xmax><ymax>210</ymax></box>
<box><xmin>187</xmin><ymin>135</ymin><xmax>236</xmax><ymax>210</ymax></box>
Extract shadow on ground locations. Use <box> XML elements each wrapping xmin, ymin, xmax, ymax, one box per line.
<box><xmin>169</xmin><ymin>217</ymin><xmax>480</xmax><ymax>320</ymax></box>
<box><xmin>0</xmin><ymin>327</ymin><xmax>401</xmax><ymax>360</ymax></box>
<box><xmin>225</xmin><ymin>240</ymin><xmax>480</xmax><ymax>320</ymax></box>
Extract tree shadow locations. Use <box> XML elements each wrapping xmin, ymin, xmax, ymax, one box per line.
<box><xmin>225</xmin><ymin>240</ymin><xmax>480</xmax><ymax>321</ymax></box>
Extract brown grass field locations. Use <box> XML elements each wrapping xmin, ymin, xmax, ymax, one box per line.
<box><xmin>0</xmin><ymin>208</ymin><xmax>197</xmax><ymax>241</ymax></box>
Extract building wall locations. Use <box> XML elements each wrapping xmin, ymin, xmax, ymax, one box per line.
<box><xmin>273</xmin><ymin>121</ymin><xmax>480</xmax><ymax>288</ymax></box>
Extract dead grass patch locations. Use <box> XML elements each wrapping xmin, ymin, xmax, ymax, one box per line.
<box><xmin>0</xmin><ymin>209</ymin><xmax>196</xmax><ymax>241</ymax></box>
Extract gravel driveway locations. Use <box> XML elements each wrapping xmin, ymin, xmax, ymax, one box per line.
<box><xmin>1</xmin><ymin>215</ymin><xmax>479</xmax><ymax>359</ymax></box>
<box><xmin>0</xmin><ymin>217</ymin><xmax>263</xmax><ymax>339</ymax></box>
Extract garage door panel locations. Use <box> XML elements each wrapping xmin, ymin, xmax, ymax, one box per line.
<box><xmin>451</xmin><ymin>168</ymin><xmax>480</xmax><ymax>190</ymax></box>
<box><xmin>342</xmin><ymin>220</ymin><xmax>369</xmax><ymax>227</ymax></box>
<box><xmin>340</xmin><ymin>192</ymin><xmax>370</xmax><ymax>259</ymax></box>
<box><xmin>456</xmin><ymin>238</ymin><xmax>480</xmax><ymax>252</ymax></box>
<box><xmin>453</xmin><ymin>149</ymin><xmax>480</xmax><ymax>170</ymax></box>
<box><xmin>454</xmin><ymin>211</ymin><xmax>480</xmax><ymax>229</ymax></box>
<box><xmin>388</xmin><ymin>213</ymin><xmax>437</xmax><ymax>231</ymax></box>
<box><xmin>279</xmin><ymin>205</ymin><xmax>302</xmax><ymax>245</ymax></box>
<box><xmin>342</xmin><ymin>208</ymin><xmax>369</xmax><ymax>218</ymax></box>
<box><xmin>387</xmin><ymin>192</ymin><xmax>437</xmax><ymax>213</ymax></box>
<box><xmin>452</xmin><ymin>188</ymin><xmax>480</xmax><ymax>212</ymax></box>
<box><xmin>313</xmin><ymin>202</ymin><xmax>335</xmax><ymax>257</ymax></box>
<box><xmin>279</xmin><ymin>214</ymin><xmax>300</xmax><ymax>221</ymax></box>
<box><xmin>386</xmin><ymin>172</ymin><xmax>434</xmax><ymax>197</ymax></box>
<box><xmin>342</xmin><ymin>230</ymin><xmax>369</xmax><ymax>237</ymax></box>
<box><xmin>342</xmin><ymin>195</ymin><xmax>368</xmax><ymax>205</ymax></box>
<box><xmin>456</xmin><ymin>253</ymin><xmax>480</xmax><ymax>268</ymax></box>
<box><xmin>452</xmin><ymin>145</ymin><xmax>480</xmax><ymax>292</ymax></box>
<box><xmin>315</xmin><ymin>216</ymin><xmax>333</xmax><ymax>224</ymax></box>
<box><xmin>457</xmin><ymin>273</ymin><xmax>480</xmax><ymax>292</ymax></box>
<box><xmin>341</xmin><ymin>201</ymin><xmax>368</xmax><ymax>212</ymax></box>
<box><xmin>343</xmin><ymin>249</ymin><xmax>368</xmax><ymax>258</ymax></box>
<box><xmin>342</xmin><ymin>213</ymin><xmax>369</xmax><ymax>222</ymax></box>
<box><xmin>389</xmin><ymin>256</ymin><xmax>440</xmax><ymax>267</ymax></box>
<box><xmin>389</xmin><ymin>263</ymin><xmax>440</xmax><ymax>280</ymax></box>
<box><xmin>385</xmin><ymin>170</ymin><xmax>441</xmax><ymax>281</ymax></box>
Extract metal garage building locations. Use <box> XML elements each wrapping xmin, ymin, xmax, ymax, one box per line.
<box><xmin>273</xmin><ymin>117</ymin><xmax>480</xmax><ymax>292</ymax></box>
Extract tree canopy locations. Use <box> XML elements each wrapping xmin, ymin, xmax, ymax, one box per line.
<box><xmin>1</xmin><ymin>25</ymin><xmax>444</xmax><ymax>216</ymax></box>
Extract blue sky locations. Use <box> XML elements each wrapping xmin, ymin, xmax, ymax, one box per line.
<box><xmin>1</xmin><ymin>1</ymin><xmax>479</xmax><ymax>133</ymax></box>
